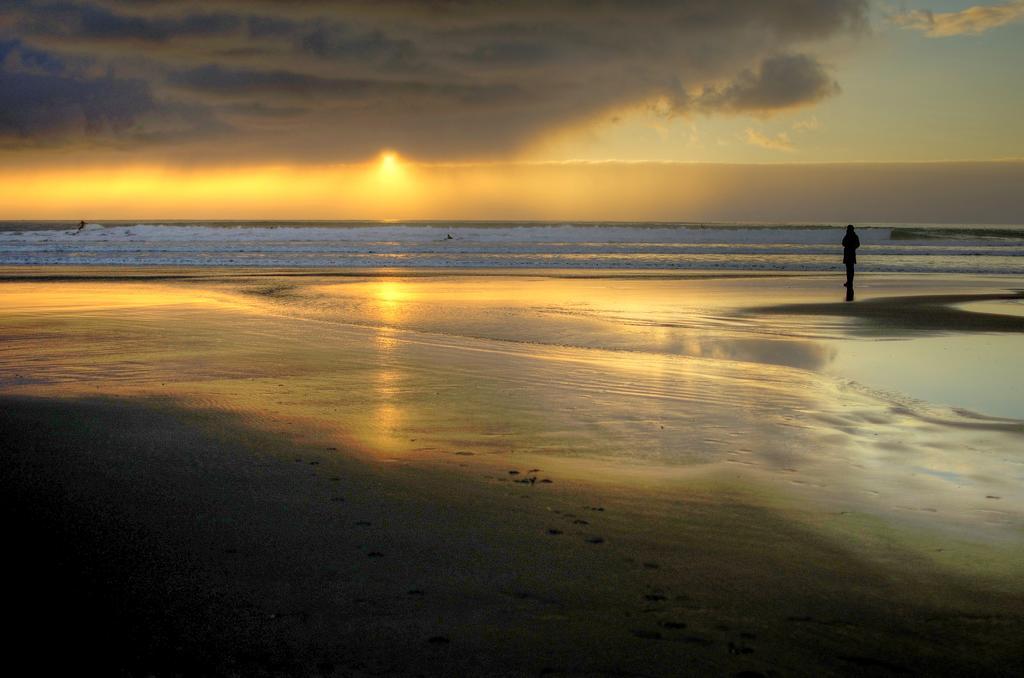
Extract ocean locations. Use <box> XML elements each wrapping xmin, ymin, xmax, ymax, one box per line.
<box><xmin>2</xmin><ymin>221</ymin><xmax>1023</xmax><ymax>273</ymax></box>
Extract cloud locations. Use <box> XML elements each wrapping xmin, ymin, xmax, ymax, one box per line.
<box><xmin>0</xmin><ymin>0</ymin><xmax>868</xmax><ymax>161</ymax></box>
<box><xmin>0</xmin><ymin>38</ymin><xmax>221</xmax><ymax>146</ymax></box>
<box><xmin>0</xmin><ymin>71</ymin><xmax>145</xmax><ymax>141</ymax></box>
<box><xmin>891</xmin><ymin>1</ymin><xmax>1024</xmax><ymax>37</ymax></box>
<box><xmin>0</xmin><ymin>42</ymin><xmax>153</xmax><ymax>142</ymax></box>
<box><xmin>744</xmin><ymin>128</ymin><xmax>795</xmax><ymax>152</ymax></box>
<box><xmin>15</xmin><ymin>2</ymin><xmax>243</xmax><ymax>43</ymax></box>
<box><xmin>691</xmin><ymin>54</ymin><xmax>839</xmax><ymax>114</ymax></box>
<box><xmin>793</xmin><ymin>116</ymin><xmax>821</xmax><ymax>132</ymax></box>
<box><xmin>166</xmin><ymin>63</ymin><xmax>524</xmax><ymax>108</ymax></box>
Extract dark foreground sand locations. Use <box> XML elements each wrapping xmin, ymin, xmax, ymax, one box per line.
<box><xmin>2</xmin><ymin>269</ymin><xmax>1023</xmax><ymax>676</ymax></box>
<box><xmin>5</xmin><ymin>395</ymin><xmax>1023</xmax><ymax>677</ymax></box>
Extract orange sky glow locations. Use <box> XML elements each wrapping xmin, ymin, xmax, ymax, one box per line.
<box><xmin>3</xmin><ymin>155</ymin><xmax>1022</xmax><ymax>223</ymax></box>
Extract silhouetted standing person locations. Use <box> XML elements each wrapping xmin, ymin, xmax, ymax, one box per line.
<box><xmin>842</xmin><ymin>224</ymin><xmax>859</xmax><ymax>300</ymax></box>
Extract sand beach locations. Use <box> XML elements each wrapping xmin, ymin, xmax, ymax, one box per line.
<box><xmin>2</xmin><ymin>267</ymin><xmax>1022</xmax><ymax>676</ymax></box>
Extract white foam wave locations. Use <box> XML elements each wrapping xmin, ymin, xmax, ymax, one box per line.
<box><xmin>1</xmin><ymin>222</ymin><xmax>1022</xmax><ymax>272</ymax></box>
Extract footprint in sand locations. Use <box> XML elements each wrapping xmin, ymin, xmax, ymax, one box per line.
<box><xmin>585</xmin><ymin>536</ymin><xmax>605</xmax><ymax>544</ymax></box>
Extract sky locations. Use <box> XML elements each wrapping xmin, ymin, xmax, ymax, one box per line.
<box><xmin>1</xmin><ymin>0</ymin><xmax>1022</xmax><ymax>221</ymax></box>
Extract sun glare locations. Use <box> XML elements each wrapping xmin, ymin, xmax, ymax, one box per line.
<box><xmin>377</xmin><ymin>151</ymin><xmax>401</xmax><ymax>179</ymax></box>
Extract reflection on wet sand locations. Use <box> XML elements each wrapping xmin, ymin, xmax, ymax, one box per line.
<box><xmin>2</xmin><ymin>272</ymin><xmax>1021</xmax><ymax>541</ymax></box>
<box><xmin>2</xmin><ymin>269</ymin><xmax>1023</xmax><ymax>674</ymax></box>
<box><xmin>302</xmin><ymin>277</ymin><xmax>839</xmax><ymax>370</ymax></box>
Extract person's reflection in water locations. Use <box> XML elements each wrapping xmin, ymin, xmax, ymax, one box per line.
<box><xmin>842</xmin><ymin>224</ymin><xmax>859</xmax><ymax>301</ymax></box>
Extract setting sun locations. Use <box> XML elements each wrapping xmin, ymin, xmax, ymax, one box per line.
<box><xmin>377</xmin><ymin>151</ymin><xmax>401</xmax><ymax>180</ymax></box>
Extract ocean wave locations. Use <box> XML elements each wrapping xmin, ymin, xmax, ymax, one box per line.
<box><xmin>2</xmin><ymin>221</ymin><xmax>1022</xmax><ymax>272</ymax></box>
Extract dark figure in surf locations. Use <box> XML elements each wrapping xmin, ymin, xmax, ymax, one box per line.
<box><xmin>842</xmin><ymin>224</ymin><xmax>859</xmax><ymax>300</ymax></box>
<box><xmin>75</xmin><ymin>220</ymin><xmax>86</xmax><ymax>233</ymax></box>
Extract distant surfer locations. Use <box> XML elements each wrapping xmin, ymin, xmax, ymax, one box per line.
<box><xmin>446</xmin><ymin>233</ymin><xmax>453</xmax><ymax>240</ymax></box>
<box><xmin>75</xmin><ymin>220</ymin><xmax>86</xmax><ymax>234</ymax></box>
<box><xmin>842</xmin><ymin>224</ymin><xmax>859</xmax><ymax>294</ymax></box>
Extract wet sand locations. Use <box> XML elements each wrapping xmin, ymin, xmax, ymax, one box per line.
<box><xmin>2</xmin><ymin>268</ymin><xmax>1023</xmax><ymax>676</ymax></box>
<box><xmin>756</xmin><ymin>291</ymin><xmax>1024</xmax><ymax>333</ymax></box>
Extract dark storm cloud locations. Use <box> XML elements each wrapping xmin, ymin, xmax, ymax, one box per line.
<box><xmin>0</xmin><ymin>67</ymin><xmax>152</xmax><ymax>141</ymax></box>
<box><xmin>0</xmin><ymin>37</ymin><xmax>64</xmax><ymax>75</ymax></box>
<box><xmin>0</xmin><ymin>37</ymin><xmax>223</xmax><ymax>146</ymax></box>
<box><xmin>0</xmin><ymin>0</ymin><xmax>868</xmax><ymax>160</ymax></box>
<box><xmin>296</xmin><ymin>21</ymin><xmax>417</xmax><ymax>68</ymax></box>
<box><xmin>464</xmin><ymin>40</ymin><xmax>558</xmax><ymax>67</ymax></box>
<box><xmin>167</xmin><ymin>64</ymin><xmax>524</xmax><ymax>108</ymax></box>
<box><xmin>15</xmin><ymin>1</ymin><xmax>242</xmax><ymax>43</ymax></box>
<box><xmin>246</xmin><ymin>15</ymin><xmax>293</xmax><ymax>40</ymax></box>
<box><xmin>0</xmin><ymin>38</ymin><xmax>152</xmax><ymax>142</ymax></box>
<box><xmin>692</xmin><ymin>54</ymin><xmax>839</xmax><ymax>114</ymax></box>
<box><xmin>220</xmin><ymin>101</ymin><xmax>306</xmax><ymax>119</ymax></box>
